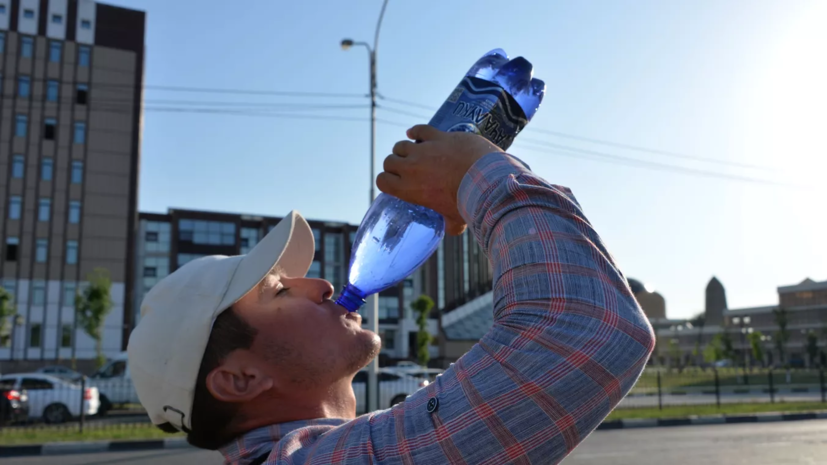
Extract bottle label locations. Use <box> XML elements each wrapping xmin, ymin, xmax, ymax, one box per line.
<box><xmin>428</xmin><ymin>76</ymin><xmax>528</xmax><ymax>150</ymax></box>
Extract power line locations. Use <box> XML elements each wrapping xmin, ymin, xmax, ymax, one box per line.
<box><xmin>377</xmin><ymin>95</ymin><xmax>437</xmax><ymax>111</ymax></box>
<box><xmin>513</xmin><ymin>139</ymin><xmax>791</xmax><ymax>187</ymax></box>
<box><xmin>378</xmin><ymin>105</ymin><xmax>432</xmax><ymax>120</ymax></box>
<box><xmin>144</xmin><ymin>85</ymin><xmax>366</xmax><ymax>99</ymax></box>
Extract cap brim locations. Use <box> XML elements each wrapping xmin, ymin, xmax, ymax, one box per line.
<box><xmin>218</xmin><ymin>210</ymin><xmax>314</xmax><ymax>310</ymax></box>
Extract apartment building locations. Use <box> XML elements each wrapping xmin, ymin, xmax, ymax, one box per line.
<box><xmin>0</xmin><ymin>0</ymin><xmax>144</xmax><ymax>372</ymax></box>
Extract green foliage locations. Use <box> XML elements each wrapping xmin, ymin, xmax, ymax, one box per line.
<box><xmin>0</xmin><ymin>287</ymin><xmax>15</xmax><ymax>347</ymax></box>
<box><xmin>805</xmin><ymin>330</ymin><xmax>820</xmax><ymax>367</ymax></box>
<box><xmin>410</xmin><ymin>295</ymin><xmax>435</xmax><ymax>367</ymax></box>
<box><xmin>747</xmin><ymin>331</ymin><xmax>765</xmax><ymax>365</ymax></box>
<box><xmin>75</xmin><ymin>268</ymin><xmax>114</xmax><ymax>369</ymax></box>
<box><xmin>773</xmin><ymin>308</ymin><xmax>790</xmax><ymax>366</ymax></box>
<box><xmin>703</xmin><ymin>332</ymin><xmax>735</xmax><ymax>363</ymax></box>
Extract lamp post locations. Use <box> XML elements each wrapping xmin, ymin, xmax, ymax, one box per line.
<box><xmin>341</xmin><ymin>0</ymin><xmax>389</xmax><ymax>414</ymax></box>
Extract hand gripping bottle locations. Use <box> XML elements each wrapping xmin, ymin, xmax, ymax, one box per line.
<box><xmin>335</xmin><ymin>49</ymin><xmax>545</xmax><ymax>312</ymax></box>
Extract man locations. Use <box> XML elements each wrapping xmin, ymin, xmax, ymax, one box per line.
<box><xmin>128</xmin><ymin>125</ymin><xmax>655</xmax><ymax>464</ymax></box>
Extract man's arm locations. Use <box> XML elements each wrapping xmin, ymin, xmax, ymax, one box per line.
<box><xmin>304</xmin><ymin>128</ymin><xmax>655</xmax><ymax>464</ymax></box>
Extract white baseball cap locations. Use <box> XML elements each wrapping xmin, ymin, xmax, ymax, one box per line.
<box><xmin>127</xmin><ymin>211</ymin><xmax>315</xmax><ymax>432</ymax></box>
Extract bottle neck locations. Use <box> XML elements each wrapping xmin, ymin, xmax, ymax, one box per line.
<box><xmin>334</xmin><ymin>284</ymin><xmax>366</xmax><ymax>312</ymax></box>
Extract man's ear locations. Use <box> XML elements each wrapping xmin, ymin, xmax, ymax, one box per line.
<box><xmin>205</xmin><ymin>351</ymin><xmax>274</xmax><ymax>403</ymax></box>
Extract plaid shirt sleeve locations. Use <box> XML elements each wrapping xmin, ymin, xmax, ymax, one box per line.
<box><xmin>260</xmin><ymin>152</ymin><xmax>655</xmax><ymax>464</ymax></box>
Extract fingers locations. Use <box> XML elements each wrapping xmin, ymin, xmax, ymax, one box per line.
<box><xmin>375</xmin><ymin>171</ymin><xmax>403</xmax><ymax>198</ymax></box>
<box><xmin>392</xmin><ymin>140</ymin><xmax>416</xmax><ymax>158</ymax></box>
<box><xmin>406</xmin><ymin>125</ymin><xmax>444</xmax><ymax>142</ymax></box>
<box><xmin>382</xmin><ymin>153</ymin><xmax>407</xmax><ymax>175</ymax></box>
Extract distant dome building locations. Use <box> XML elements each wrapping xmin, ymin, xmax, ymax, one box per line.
<box><xmin>627</xmin><ymin>277</ymin><xmax>666</xmax><ymax>319</ymax></box>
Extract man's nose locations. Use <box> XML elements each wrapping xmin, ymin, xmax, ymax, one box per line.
<box><xmin>285</xmin><ymin>277</ymin><xmax>335</xmax><ymax>302</ymax></box>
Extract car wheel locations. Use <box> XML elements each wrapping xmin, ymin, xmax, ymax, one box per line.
<box><xmin>43</xmin><ymin>404</ymin><xmax>71</xmax><ymax>424</ymax></box>
<box><xmin>390</xmin><ymin>394</ymin><xmax>407</xmax><ymax>408</ymax></box>
<box><xmin>98</xmin><ymin>395</ymin><xmax>112</xmax><ymax>416</ymax></box>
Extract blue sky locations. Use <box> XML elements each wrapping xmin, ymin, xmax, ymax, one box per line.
<box><xmin>108</xmin><ymin>0</ymin><xmax>826</xmax><ymax>319</ymax></box>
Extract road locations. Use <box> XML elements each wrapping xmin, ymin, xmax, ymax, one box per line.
<box><xmin>4</xmin><ymin>420</ymin><xmax>827</xmax><ymax>464</ymax></box>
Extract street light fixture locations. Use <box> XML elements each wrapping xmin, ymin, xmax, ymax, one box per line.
<box><xmin>341</xmin><ymin>0</ymin><xmax>390</xmax><ymax>415</ymax></box>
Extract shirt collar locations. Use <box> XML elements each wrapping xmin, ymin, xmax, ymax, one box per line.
<box><xmin>220</xmin><ymin>419</ymin><xmax>349</xmax><ymax>464</ymax></box>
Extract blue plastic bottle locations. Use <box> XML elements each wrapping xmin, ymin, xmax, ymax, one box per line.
<box><xmin>335</xmin><ymin>49</ymin><xmax>545</xmax><ymax>312</ymax></box>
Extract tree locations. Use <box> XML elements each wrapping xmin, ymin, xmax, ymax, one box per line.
<box><xmin>704</xmin><ymin>334</ymin><xmax>725</xmax><ymax>363</ymax></box>
<box><xmin>690</xmin><ymin>312</ymin><xmax>706</xmax><ymax>366</ymax></box>
<box><xmin>667</xmin><ymin>339</ymin><xmax>683</xmax><ymax>371</ymax></box>
<box><xmin>410</xmin><ymin>295</ymin><xmax>435</xmax><ymax>367</ymax></box>
<box><xmin>805</xmin><ymin>330</ymin><xmax>820</xmax><ymax>368</ymax></box>
<box><xmin>75</xmin><ymin>268</ymin><xmax>114</xmax><ymax>369</ymax></box>
<box><xmin>773</xmin><ymin>308</ymin><xmax>790</xmax><ymax>367</ymax></box>
<box><xmin>0</xmin><ymin>286</ymin><xmax>15</xmax><ymax>347</ymax></box>
<box><xmin>747</xmin><ymin>331</ymin><xmax>765</xmax><ymax>367</ymax></box>
<box><xmin>720</xmin><ymin>331</ymin><xmax>736</xmax><ymax>361</ymax></box>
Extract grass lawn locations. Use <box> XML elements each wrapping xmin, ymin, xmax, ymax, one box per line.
<box><xmin>634</xmin><ymin>370</ymin><xmax>822</xmax><ymax>391</ymax></box>
<box><xmin>0</xmin><ymin>424</ymin><xmax>183</xmax><ymax>446</ymax></box>
<box><xmin>607</xmin><ymin>401</ymin><xmax>827</xmax><ymax>421</ymax></box>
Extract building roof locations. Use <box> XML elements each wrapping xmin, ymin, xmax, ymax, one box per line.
<box><xmin>778</xmin><ymin>278</ymin><xmax>827</xmax><ymax>294</ymax></box>
<box><xmin>442</xmin><ymin>291</ymin><xmax>494</xmax><ymax>341</ymax></box>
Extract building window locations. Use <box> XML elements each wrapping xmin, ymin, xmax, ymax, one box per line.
<box><xmin>0</xmin><ymin>32</ymin><xmax>5</xmax><ymax>53</ymax></box>
<box><xmin>41</xmin><ymin>158</ymin><xmax>53</xmax><ymax>181</ymax></box>
<box><xmin>80</xmin><ymin>19</ymin><xmax>91</xmax><ymax>29</ymax></box>
<box><xmin>71</xmin><ymin>161</ymin><xmax>83</xmax><ymax>184</ymax></box>
<box><xmin>15</xmin><ymin>114</ymin><xmax>27</xmax><ymax>137</ymax></box>
<box><xmin>44</xmin><ymin>118</ymin><xmax>57</xmax><ymax>140</ymax></box>
<box><xmin>324</xmin><ymin>233</ymin><xmax>344</xmax><ymax>292</ymax></box>
<box><xmin>381</xmin><ymin>329</ymin><xmax>397</xmax><ymax>351</ymax></box>
<box><xmin>178</xmin><ymin>220</ymin><xmax>236</xmax><ymax>246</ymax></box>
<box><xmin>46</xmin><ymin>80</ymin><xmax>59</xmax><ymax>102</ymax></box>
<box><xmin>143</xmin><ymin>266</ymin><xmax>156</xmax><ymax>278</ymax></box>
<box><xmin>29</xmin><ymin>323</ymin><xmax>42</xmax><ymax>348</ymax></box>
<box><xmin>32</xmin><ymin>281</ymin><xmax>45</xmax><ymax>305</ymax></box>
<box><xmin>23</xmin><ymin>9</ymin><xmax>34</xmax><ymax>19</ymax></box>
<box><xmin>38</xmin><ymin>199</ymin><xmax>51</xmax><ymax>222</ymax></box>
<box><xmin>78</xmin><ymin>46</ymin><xmax>90</xmax><ymax>67</ymax></box>
<box><xmin>5</xmin><ymin>237</ymin><xmax>18</xmax><ymax>262</ymax></box>
<box><xmin>144</xmin><ymin>221</ymin><xmax>171</xmax><ymax>253</ymax></box>
<box><xmin>0</xmin><ymin>6</ymin><xmax>4</xmax><ymax>14</ymax></box>
<box><xmin>313</xmin><ymin>229</ymin><xmax>321</xmax><ymax>251</ymax></box>
<box><xmin>20</xmin><ymin>37</ymin><xmax>33</xmax><ymax>58</ymax></box>
<box><xmin>73</xmin><ymin>122</ymin><xmax>86</xmax><ymax>144</ymax></box>
<box><xmin>8</xmin><ymin>196</ymin><xmax>21</xmax><ymax>220</ymax></box>
<box><xmin>51</xmin><ymin>14</ymin><xmax>62</xmax><ymax>24</ymax></box>
<box><xmin>67</xmin><ymin>200</ymin><xmax>81</xmax><ymax>223</ymax></box>
<box><xmin>11</xmin><ymin>155</ymin><xmax>24</xmax><ymax>178</ymax></box>
<box><xmin>62</xmin><ymin>282</ymin><xmax>76</xmax><ymax>307</ymax></box>
<box><xmin>177</xmin><ymin>253</ymin><xmax>205</xmax><ymax>267</ymax></box>
<box><xmin>49</xmin><ymin>41</ymin><xmax>61</xmax><ymax>62</ymax></box>
<box><xmin>2</xmin><ymin>280</ymin><xmax>15</xmax><ymax>302</ymax></box>
<box><xmin>66</xmin><ymin>241</ymin><xmax>78</xmax><ymax>264</ymax></box>
<box><xmin>18</xmin><ymin>75</ymin><xmax>30</xmax><ymax>97</ymax></box>
<box><xmin>60</xmin><ymin>325</ymin><xmax>72</xmax><ymax>348</ymax></box>
<box><xmin>35</xmin><ymin>239</ymin><xmax>48</xmax><ymax>262</ymax></box>
<box><xmin>239</xmin><ymin>227</ymin><xmax>259</xmax><ymax>254</ymax></box>
<box><xmin>76</xmin><ymin>84</ymin><xmax>88</xmax><ymax>105</ymax></box>
<box><xmin>307</xmin><ymin>261</ymin><xmax>321</xmax><ymax>279</ymax></box>
<box><xmin>378</xmin><ymin>296</ymin><xmax>399</xmax><ymax>320</ymax></box>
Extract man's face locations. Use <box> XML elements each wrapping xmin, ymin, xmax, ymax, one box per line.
<box><xmin>232</xmin><ymin>269</ymin><xmax>380</xmax><ymax>389</ymax></box>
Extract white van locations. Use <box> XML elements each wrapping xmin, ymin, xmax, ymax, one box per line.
<box><xmin>87</xmin><ymin>352</ymin><xmax>139</xmax><ymax>414</ymax></box>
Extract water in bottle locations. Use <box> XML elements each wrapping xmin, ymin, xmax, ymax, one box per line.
<box><xmin>335</xmin><ymin>49</ymin><xmax>545</xmax><ymax>312</ymax></box>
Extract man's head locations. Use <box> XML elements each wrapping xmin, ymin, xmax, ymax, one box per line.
<box><xmin>128</xmin><ymin>211</ymin><xmax>380</xmax><ymax>449</ymax></box>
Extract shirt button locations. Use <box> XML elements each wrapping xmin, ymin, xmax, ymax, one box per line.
<box><xmin>427</xmin><ymin>397</ymin><xmax>439</xmax><ymax>413</ymax></box>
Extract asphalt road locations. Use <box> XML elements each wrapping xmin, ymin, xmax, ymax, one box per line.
<box><xmin>4</xmin><ymin>419</ymin><xmax>827</xmax><ymax>464</ymax></box>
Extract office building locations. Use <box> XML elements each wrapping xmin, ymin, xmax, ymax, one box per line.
<box><xmin>0</xmin><ymin>1</ymin><xmax>144</xmax><ymax>373</ymax></box>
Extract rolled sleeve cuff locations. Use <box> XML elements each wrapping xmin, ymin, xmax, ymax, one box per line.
<box><xmin>457</xmin><ymin>152</ymin><xmax>533</xmax><ymax>225</ymax></box>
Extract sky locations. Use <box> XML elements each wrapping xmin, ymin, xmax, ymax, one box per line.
<box><xmin>107</xmin><ymin>0</ymin><xmax>826</xmax><ymax>320</ymax></box>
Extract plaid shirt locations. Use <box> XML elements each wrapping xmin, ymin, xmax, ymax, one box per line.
<box><xmin>221</xmin><ymin>152</ymin><xmax>655</xmax><ymax>465</ymax></box>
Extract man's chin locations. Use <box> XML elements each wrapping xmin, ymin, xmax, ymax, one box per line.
<box><xmin>347</xmin><ymin>330</ymin><xmax>382</xmax><ymax>372</ymax></box>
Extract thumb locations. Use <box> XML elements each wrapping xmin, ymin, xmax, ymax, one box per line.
<box><xmin>406</xmin><ymin>124</ymin><xmax>444</xmax><ymax>142</ymax></box>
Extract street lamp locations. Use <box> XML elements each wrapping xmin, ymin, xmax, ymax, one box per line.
<box><xmin>341</xmin><ymin>0</ymin><xmax>389</xmax><ymax>414</ymax></box>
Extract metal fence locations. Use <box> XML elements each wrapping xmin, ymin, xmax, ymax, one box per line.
<box><xmin>620</xmin><ymin>367</ymin><xmax>827</xmax><ymax>410</ymax></box>
<box><xmin>2</xmin><ymin>367</ymin><xmax>826</xmax><ymax>439</ymax></box>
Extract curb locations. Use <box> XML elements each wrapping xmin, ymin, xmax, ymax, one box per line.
<box><xmin>0</xmin><ymin>437</ymin><xmax>189</xmax><ymax>458</ymax></box>
<box><xmin>597</xmin><ymin>411</ymin><xmax>827</xmax><ymax>431</ymax></box>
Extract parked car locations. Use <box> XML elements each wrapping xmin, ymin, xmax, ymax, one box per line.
<box><xmin>87</xmin><ymin>352</ymin><xmax>139</xmax><ymax>414</ymax></box>
<box><xmin>34</xmin><ymin>366</ymin><xmax>84</xmax><ymax>383</ymax></box>
<box><xmin>0</xmin><ymin>378</ymin><xmax>29</xmax><ymax>425</ymax></box>
<box><xmin>353</xmin><ymin>370</ymin><xmax>430</xmax><ymax>414</ymax></box>
<box><xmin>0</xmin><ymin>374</ymin><xmax>99</xmax><ymax>424</ymax></box>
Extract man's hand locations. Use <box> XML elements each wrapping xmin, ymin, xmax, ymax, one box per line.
<box><xmin>376</xmin><ymin>125</ymin><xmax>502</xmax><ymax>235</ymax></box>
